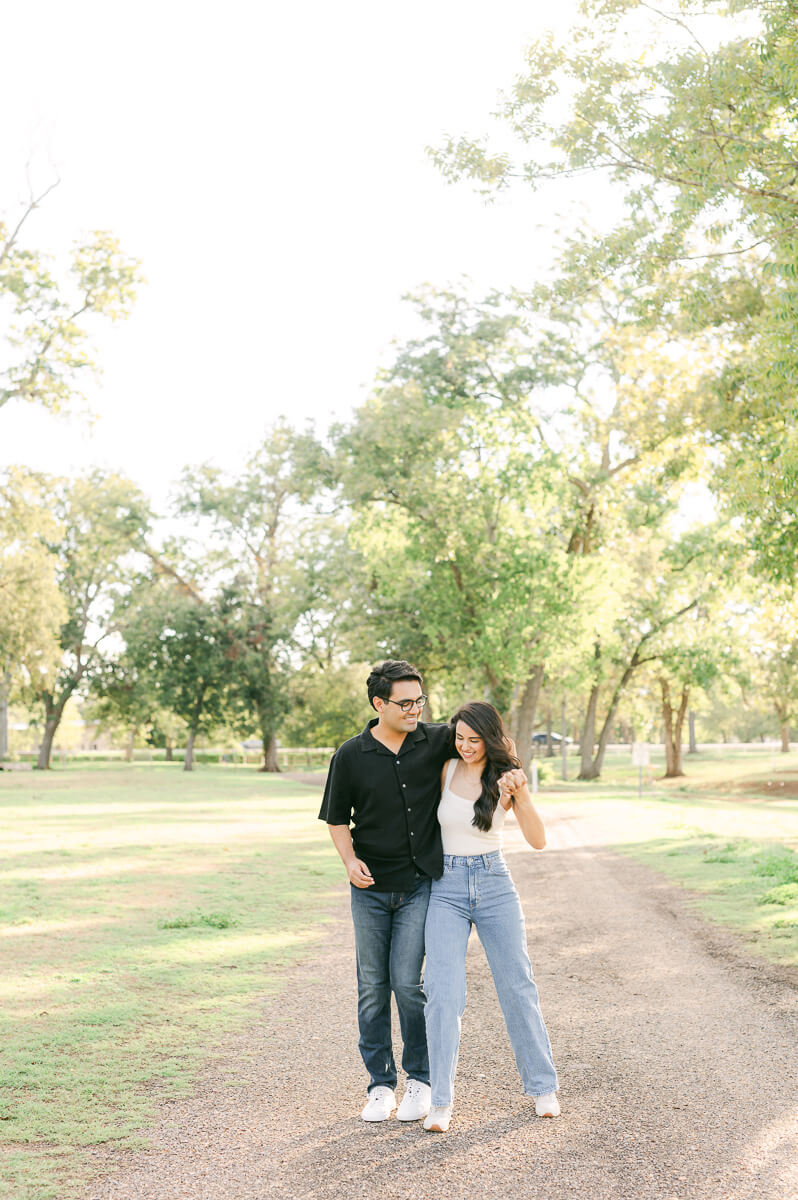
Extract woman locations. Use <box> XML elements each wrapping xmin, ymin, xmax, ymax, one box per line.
<box><xmin>422</xmin><ymin>700</ymin><xmax>559</xmax><ymax>1132</ymax></box>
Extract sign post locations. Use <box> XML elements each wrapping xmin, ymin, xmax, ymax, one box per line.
<box><xmin>631</xmin><ymin>742</ymin><xmax>650</xmax><ymax>798</ymax></box>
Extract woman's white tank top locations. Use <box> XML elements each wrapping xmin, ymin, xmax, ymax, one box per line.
<box><xmin>437</xmin><ymin>758</ymin><xmax>507</xmax><ymax>854</ymax></box>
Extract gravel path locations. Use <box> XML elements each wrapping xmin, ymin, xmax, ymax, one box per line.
<box><xmin>87</xmin><ymin>810</ymin><xmax>798</xmax><ymax>1200</ymax></box>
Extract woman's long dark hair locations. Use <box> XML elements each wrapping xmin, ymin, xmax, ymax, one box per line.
<box><xmin>449</xmin><ymin>701</ymin><xmax>520</xmax><ymax>831</ymax></box>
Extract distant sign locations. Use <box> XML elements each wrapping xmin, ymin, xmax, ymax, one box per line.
<box><xmin>631</xmin><ymin>742</ymin><xmax>651</xmax><ymax>767</ymax></box>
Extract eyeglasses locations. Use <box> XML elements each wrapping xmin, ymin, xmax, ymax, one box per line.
<box><xmin>384</xmin><ymin>695</ymin><xmax>428</xmax><ymax>713</ymax></box>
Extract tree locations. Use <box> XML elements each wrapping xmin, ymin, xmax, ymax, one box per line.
<box><xmin>650</xmin><ymin>615</ymin><xmax>738</xmax><ymax>777</ymax></box>
<box><xmin>115</xmin><ymin>583</ymin><xmax>234</xmax><ymax>777</ymax></box>
<box><xmin>744</xmin><ymin>588</ymin><xmax>798</xmax><ymax>753</ymax></box>
<box><xmin>177</xmin><ymin>421</ymin><xmax>330</xmax><ymax>770</ymax></box>
<box><xmin>433</xmin><ymin>0</ymin><xmax>798</xmax><ymax>578</ymax></box>
<box><xmin>0</xmin><ymin>469</ymin><xmax>66</xmax><ymax>757</ymax></box>
<box><xmin>1</xmin><ymin>180</ymin><xmax>143</xmax><ymax>416</ymax></box>
<box><xmin>334</xmin><ymin>289</ymin><xmax>593</xmax><ymax>767</ymax></box>
<box><xmin>24</xmin><ymin>472</ymin><xmax>150</xmax><ymax>769</ymax></box>
<box><xmin>573</xmin><ymin>523</ymin><xmax>732</xmax><ymax>780</ymax></box>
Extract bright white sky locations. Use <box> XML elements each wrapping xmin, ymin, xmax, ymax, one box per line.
<box><xmin>1</xmin><ymin>0</ymin><xmax>587</xmax><ymax>508</ymax></box>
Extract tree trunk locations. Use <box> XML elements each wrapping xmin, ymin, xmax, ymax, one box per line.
<box><xmin>661</xmin><ymin>679</ymin><xmax>689</xmax><ymax>778</ymax></box>
<box><xmin>511</xmin><ymin>665</ymin><xmax>544</xmax><ymax>773</ymax></box>
<box><xmin>688</xmin><ymin>710</ymin><xmax>697</xmax><ymax>754</ymax></box>
<box><xmin>260</xmin><ymin>732</ymin><xmax>281</xmax><ymax>772</ymax></box>
<box><xmin>0</xmin><ymin>669</ymin><xmax>9</xmax><ymax>760</ymax></box>
<box><xmin>578</xmin><ymin>684</ymin><xmax>600</xmax><ymax>780</ymax></box>
<box><xmin>545</xmin><ymin>708</ymin><xmax>554</xmax><ymax>757</ymax></box>
<box><xmin>125</xmin><ymin>726</ymin><xmax>137</xmax><ymax>763</ymax></box>
<box><xmin>36</xmin><ymin>713</ymin><xmax>61</xmax><ymax>770</ymax></box>
<box><xmin>184</xmin><ymin>727</ymin><xmax>197</xmax><ymax>772</ymax></box>
<box><xmin>165</xmin><ymin>740</ymin><xmax>174</xmax><ymax>762</ymax></box>
<box><xmin>781</xmin><ymin>721</ymin><xmax>790</xmax><ymax>754</ymax></box>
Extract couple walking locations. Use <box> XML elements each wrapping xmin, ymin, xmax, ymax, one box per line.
<box><xmin>319</xmin><ymin>659</ymin><xmax>559</xmax><ymax>1132</ymax></box>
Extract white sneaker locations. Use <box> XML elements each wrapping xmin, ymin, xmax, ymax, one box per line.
<box><xmin>423</xmin><ymin>1104</ymin><xmax>453</xmax><ymax>1132</ymax></box>
<box><xmin>534</xmin><ymin>1091</ymin><xmax>561</xmax><ymax>1118</ymax></box>
<box><xmin>397</xmin><ymin>1079</ymin><xmax>431</xmax><ymax>1121</ymax></box>
<box><xmin>361</xmin><ymin>1086</ymin><xmax>397</xmax><ymax>1122</ymax></box>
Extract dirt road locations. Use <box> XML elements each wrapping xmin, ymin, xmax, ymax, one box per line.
<box><xmin>88</xmin><ymin>810</ymin><xmax>798</xmax><ymax>1200</ymax></box>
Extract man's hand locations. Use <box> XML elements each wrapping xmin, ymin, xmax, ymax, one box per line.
<box><xmin>347</xmin><ymin>858</ymin><xmax>375</xmax><ymax>888</ymax></box>
<box><xmin>328</xmin><ymin>825</ymin><xmax>375</xmax><ymax>887</ymax></box>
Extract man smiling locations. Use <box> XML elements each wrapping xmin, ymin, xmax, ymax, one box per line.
<box><xmin>319</xmin><ymin>660</ymin><xmax>452</xmax><ymax>1122</ymax></box>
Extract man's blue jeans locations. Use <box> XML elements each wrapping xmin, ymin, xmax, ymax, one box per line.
<box><xmin>424</xmin><ymin>851</ymin><xmax>558</xmax><ymax>1105</ymax></box>
<box><xmin>349</xmin><ymin>875</ymin><xmax>431</xmax><ymax>1093</ymax></box>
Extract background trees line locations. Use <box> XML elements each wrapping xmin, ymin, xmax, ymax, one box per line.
<box><xmin>2</xmin><ymin>0</ymin><xmax>796</xmax><ymax>774</ymax></box>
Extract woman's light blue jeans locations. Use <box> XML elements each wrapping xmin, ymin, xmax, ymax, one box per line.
<box><xmin>424</xmin><ymin>850</ymin><xmax>558</xmax><ymax>1106</ymax></box>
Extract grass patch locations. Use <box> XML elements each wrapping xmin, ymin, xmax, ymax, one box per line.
<box><xmin>158</xmin><ymin>910</ymin><xmax>240</xmax><ymax>929</ymax></box>
<box><xmin>0</xmin><ymin>764</ymin><xmax>336</xmax><ymax>1200</ymax></box>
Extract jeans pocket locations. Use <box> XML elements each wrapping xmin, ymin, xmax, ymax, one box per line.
<box><xmin>488</xmin><ymin>857</ymin><xmax>509</xmax><ymax>877</ymax></box>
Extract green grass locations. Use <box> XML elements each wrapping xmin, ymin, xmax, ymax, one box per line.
<box><xmin>3</xmin><ymin>749</ymin><xmax>796</xmax><ymax>1198</ymax></box>
<box><xmin>0</xmin><ymin>764</ymin><xmax>338</xmax><ymax>1200</ymax></box>
<box><xmin>539</xmin><ymin>746</ymin><xmax>798</xmax><ymax>967</ymax></box>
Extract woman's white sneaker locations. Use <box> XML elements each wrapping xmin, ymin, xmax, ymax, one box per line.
<box><xmin>361</xmin><ymin>1086</ymin><xmax>397</xmax><ymax>1122</ymax></box>
<box><xmin>423</xmin><ymin>1104</ymin><xmax>453</xmax><ymax>1132</ymax></box>
<box><xmin>534</xmin><ymin>1091</ymin><xmax>561</xmax><ymax>1118</ymax></box>
<box><xmin>397</xmin><ymin>1079</ymin><xmax>431</xmax><ymax>1121</ymax></box>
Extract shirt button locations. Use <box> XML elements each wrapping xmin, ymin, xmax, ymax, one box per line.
<box><xmin>402</xmin><ymin>783</ymin><xmax>407</xmax><ymax>788</ymax></box>
<box><xmin>396</xmin><ymin>760</ymin><xmax>400</xmax><ymax>764</ymax></box>
<box><xmin>410</xmin><ymin>832</ymin><xmax>414</xmax><ymax>837</ymax></box>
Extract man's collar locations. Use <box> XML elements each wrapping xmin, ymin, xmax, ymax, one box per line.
<box><xmin>358</xmin><ymin>717</ymin><xmax>427</xmax><ymax>753</ymax></box>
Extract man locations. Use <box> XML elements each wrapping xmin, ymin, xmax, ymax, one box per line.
<box><xmin>319</xmin><ymin>660</ymin><xmax>452</xmax><ymax>1122</ymax></box>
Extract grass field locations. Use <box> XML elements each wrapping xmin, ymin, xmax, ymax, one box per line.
<box><xmin>0</xmin><ymin>764</ymin><xmax>339</xmax><ymax>1200</ymax></box>
<box><xmin>1</xmin><ymin>750</ymin><xmax>796</xmax><ymax>1199</ymax></box>
<box><xmin>541</xmin><ymin>745</ymin><xmax>798</xmax><ymax>968</ymax></box>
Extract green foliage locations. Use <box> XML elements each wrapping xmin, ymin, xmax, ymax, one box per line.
<box><xmin>18</xmin><ymin>472</ymin><xmax>150</xmax><ymax>768</ymax></box>
<box><xmin>0</xmin><ymin>188</ymin><xmax>143</xmax><ymax>415</ymax></box>
<box><xmin>334</xmin><ymin>289</ymin><xmax>593</xmax><ymax>714</ymax></box>
<box><xmin>0</xmin><ymin>469</ymin><xmax>66</xmax><ymax>696</ymax></box>
<box><xmin>175</xmin><ymin>420</ymin><xmax>335</xmax><ymax>765</ymax></box>
<box><xmin>279</xmin><ymin>661</ymin><xmax>374</xmax><ymax>748</ymax></box>
<box><xmin>433</xmin><ymin>0</ymin><xmax>798</xmax><ymax>577</ymax></box>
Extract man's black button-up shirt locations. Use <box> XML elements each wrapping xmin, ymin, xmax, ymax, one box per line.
<box><xmin>318</xmin><ymin>718</ymin><xmax>453</xmax><ymax>891</ymax></box>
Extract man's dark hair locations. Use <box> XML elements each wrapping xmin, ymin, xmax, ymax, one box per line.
<box><xmin>366</xmin><ymin>660</ymin><xmax>424</xmax><ymax>710</ymax></box>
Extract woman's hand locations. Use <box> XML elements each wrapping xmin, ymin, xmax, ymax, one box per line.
<box><xmin>499</xmin><ymin>767</ymin><xmax>527</xmax><ymax>794</ymax></box>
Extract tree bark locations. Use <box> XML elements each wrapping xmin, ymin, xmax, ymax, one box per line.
<box><xmin>260</xmin><ymin>732</ymin><xmax>281</xmax><ymax>772</ymax></box>
<box><xmin>36</xmin><ymin>712</ymin><xmax>62</xmax><ymax>769</ymax></box>
<box><xmin>661</xmin><ymin>679</ymin><xmax>689</xmax><ymax>778</ymax></box>
<box><xmin>165</xmin><ymin>740</ymin><xmax>174</xmax><ymax>762</ymax></box>
<box><xmin>780</xmin><ymin>721</ymin><xmax>790</xmax><ymax>754</ymax></box>
<box><xmin>688</xmin><ymin>710</ymin><xmax>697</xmax><ymax>754</ymax></box>
<box><xmin>511</xmin><ymin>665</ymin><xmax>544</xmax><ymax>773</ymax></box>
<box><xmin>578</xmin><ymin>683</ymin><xmax>600</xmax><ymax>779</ymax></box>
<box><xmin>184</xmin><ymin>727</ymin><xmax>197</xmax><ymax>772</ymax></box>
<box><xmin>125</xmin><ymin>726</ymin><xmax>137</xmax><ymax>763</ymax></box>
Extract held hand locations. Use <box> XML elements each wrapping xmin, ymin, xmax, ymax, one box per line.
<box><xmin>348</xmin><ymin>858</ymin><xmax>375</xmax><ymax>888</ymax></box>
<box><xmin>498</xmin><ymin>768</ymin><xmax>528</xmax><ymax>797</ymax></box>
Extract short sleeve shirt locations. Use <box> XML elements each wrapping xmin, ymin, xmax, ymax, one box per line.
<box><xmin>318</xmin><ymin>718</ymin><xmax>452</xmax><ymax>890</ymax></box>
